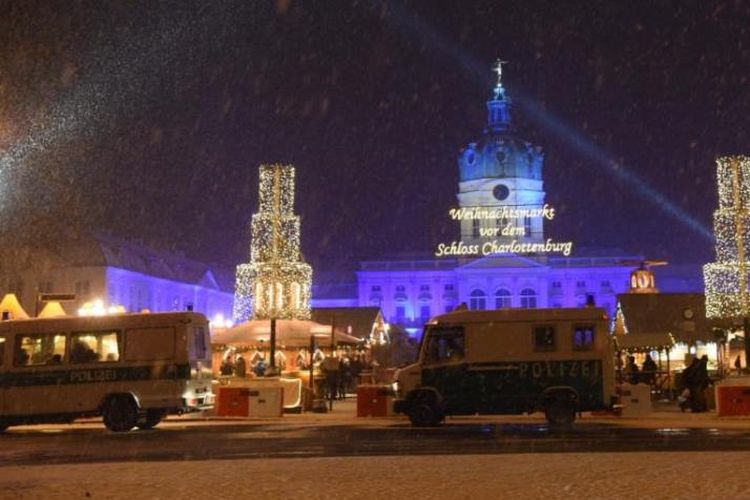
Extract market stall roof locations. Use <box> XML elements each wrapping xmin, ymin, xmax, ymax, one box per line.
<box><xmin>615</xmin><ymin>332</ymin><xmax>675</xmax><ymax>352</ymax></box>
<box><xmin>616</xmin><ymin>293</ymin><xmax>733</xmax><ymax>345</ymax></box>
<box><xmin>311</xmin><ymin>307</ymin><xmax>385</xmax><ymax>340</ymax></box>
<box><xmin>211</xmin><ymin>319</ymin><xmax>362</xmax><ymax>347</ymax></box>
<box><xmin>0</xmin><ymin>293</ymin><xmax>29</xmax><ymax>319</ymax></box>
<box><xmin>38</xmin><ymin>301</ymin><xmax>67</xmax><ymax>318</ymax></box>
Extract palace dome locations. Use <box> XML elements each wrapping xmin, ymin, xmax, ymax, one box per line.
<box><xmin>458</xmin><ymin>79</ymin><xmax>544</xmax><ymax>183</ymax></box>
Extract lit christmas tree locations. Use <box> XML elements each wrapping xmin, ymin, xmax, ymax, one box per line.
<box><xmin>704</xmin><ymin>156</ymin><xmax>750</xmax><ymax>317</ymax></box>
<box><xmin>233</xmin><ymin>164</ymin><xmax>312</xmax><ymax>323</ymax></box>
<box><xmin>704</xmin><ymin>155</ymin><xmax>750</xmax><ymax>365</ymax></box>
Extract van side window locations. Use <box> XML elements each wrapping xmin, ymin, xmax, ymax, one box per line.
<box><xmin>125</xmin><ymin>327</ymin><xmax>175</xmax><ymax>361</ymax></box>
<box><xmin>15</xmin><ymin>334</ymin><xmax>66</xmax><ymax>366</ymax></box>
<box><xmin>533</xmin><ymin>326</ymin><xmax>556</xmax><ymax>352</ymax></box>
<box><xmin>424</xmin><ymin>327</ymin><xmax>464</xmax><ymax>364</ymax></box>
<box><xmin>71</xmin><ymin>331</ymin><xmax>120</xmax><ymax>363</ymax></box>
<box><xmin>573</xmin><ymin>325</ymin><xmax>595</xmax><ymax>351</ymax></box>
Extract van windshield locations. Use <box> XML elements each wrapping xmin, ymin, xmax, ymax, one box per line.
<box><xmin>423</xmin><ymin>326</ymin><xmax>465</xmax><ymax>364</ymax></box>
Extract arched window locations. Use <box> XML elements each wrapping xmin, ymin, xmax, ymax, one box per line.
<box><xmin>520</xmin><ymin>288</ymin><xmax>537</xmax><ymax>309</ymax></box>
<box><xmin>469</xmin><ymin>289</ymin><xmax>486</xmax><ymax>311</ymax></box>
<box><xmin>495</xmin><ymin>289</ymin><xmax>512</xmax><ymax>309</ymax></box>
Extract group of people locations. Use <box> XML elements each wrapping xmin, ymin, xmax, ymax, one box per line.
<box><xmin>220</xmin><ymin>353</ymin><xmax>267</xmax><ymax>378</ymax></box>
<box><xmin>622</xmin><ymin>353</ymin><xmax>714</xmax><ymax>412</ymax></box>
<box><xmin>219</xmin><ymin>350</ymin><xmax>372</xmax><ymax>391</ymax></box>
<box><xmin>320</xmin><ymin>354</ymin><xmax>371</xmax><ymax>400</ymax></box>
<box><xmin>623</xmin><ymin>354</ymin><xmax>659</xmax><ymax>385</ymax></box>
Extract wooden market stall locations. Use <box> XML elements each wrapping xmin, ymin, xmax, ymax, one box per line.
<box><xmin>211</xmin><ymin>319</ymin><xmax>363</xmax><ymax>389</ymax></box>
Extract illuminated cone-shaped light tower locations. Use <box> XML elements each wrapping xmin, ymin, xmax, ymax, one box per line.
<box><xmin>234</xmin><ymin>164</ymin><xmax>312</xmax><ymax>368</ymax></box>
<box><xmin>704</xmin><ymin>155</ymin><xmax>750</xmax><ymax>367</ymax></box>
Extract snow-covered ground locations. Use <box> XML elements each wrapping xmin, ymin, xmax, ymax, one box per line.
<box><xmin>4</xmin><ymin>399</ymin><xmax>750</xmax><ymax>499</ymax></box>
<box><xmin>2</xmin><ymin>452</ymin><xmax>748</xmax><ymax>499</ymax></box>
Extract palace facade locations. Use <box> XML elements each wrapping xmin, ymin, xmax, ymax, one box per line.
<box><xmin>314</xmin><ymin>65</ymin><xmax>701</xmax><ymax>336</ymax></box>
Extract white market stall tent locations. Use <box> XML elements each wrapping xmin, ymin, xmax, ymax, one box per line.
<box><xmin>211</xmin><ymin>319</ymin><xmax>362</xmax><ymax>347</ymax></box>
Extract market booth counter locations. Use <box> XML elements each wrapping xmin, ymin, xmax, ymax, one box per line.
<box><xmin>214</xmin><ymin>377</ymin><xmax>304</xmax><ymax>417</ymax></box>
<box><xmin>618</xmin><ymin>383</ymin><xmax>652</xmax><ymax>417</ymax></box>
<box><xmin>217</xmin><ymin>386</ymin><xmax>284</xmax><ymax>418</ymax></box>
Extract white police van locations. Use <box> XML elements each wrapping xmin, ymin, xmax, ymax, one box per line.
<box><xmin>0</xmin><ymin>312</ymin><xmax>213</xmax><ymax>432</ymax></box>
<box><xmin>393</xmin><ymin>308</ymin><xmax>616</xmax><ymax>428</ymax></box>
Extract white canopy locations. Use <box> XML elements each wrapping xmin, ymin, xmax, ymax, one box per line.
<box><xmin>38</xmin><ymin>301</ymin><xmax>67</xmax><ymax>318</ymax></box>
<box><xmin>0</xmin><ymin>293</ymin><xmax>29</xmax><ymax>320</ymax></box>
<box><xmin>211</xmin><ymin>319</ymin><xmax>362</xmax><ymax>347</ymax></box>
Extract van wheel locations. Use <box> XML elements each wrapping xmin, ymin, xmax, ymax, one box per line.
<box><xmin>137</xmin><ymin>409</ymin><xmax>166</xmax><ymax>430</ymax></box>
<box><xmin>545</xmin><ymin>401</ymin><xmax>576</xmax><ymax>430</ymax></box>
<box><xmin>408</xmin><ymin>391</ymin><xmax>443</xmax><ymax>427</ymax></box>
<box><xmin>102</xmin><ymin>396</ymin><xmax>138</xmax><ymax>432</ymax></box>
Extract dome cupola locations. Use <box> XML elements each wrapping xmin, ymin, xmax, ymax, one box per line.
<box><xmin>458</xmin><ymin>60</ymin><xmax>543</xmax><ymax>183</ymax></box>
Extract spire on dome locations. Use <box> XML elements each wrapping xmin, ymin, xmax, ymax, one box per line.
<box><xmin>487</xmin><ymin>58</ymin><xmax>511</xmax><ymax>132</ymax></box>
<box><xmin>492</xmin><ymin>58</ymin><xmax>507</xmax><ymax>99</ymax></box>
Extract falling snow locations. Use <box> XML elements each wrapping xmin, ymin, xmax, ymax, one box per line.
<box><xmin>1</xmin><ymin>2</ymin><xmax>749</xmax><ymax>268</ymax></box>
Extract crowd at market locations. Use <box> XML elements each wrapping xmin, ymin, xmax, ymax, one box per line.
<box><xmin>622</xmin><ymin>353</ymin><xmax>714</xmax><ymax>413</ymax></box>
<box><xmin>219</xmin><ymin>350</ymin><xmax>375</xmax><ymax>399</ymax></box>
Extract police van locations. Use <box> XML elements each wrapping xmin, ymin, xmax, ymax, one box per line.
<box><xmin>0</xmin><ymin>312</ymin><xmax>213</xmax><ymax>432</ymax></box>
<box><xmin>393</xmin><ymin>307</ymin><xmax>615</xmax><ymax>427</ymax></box>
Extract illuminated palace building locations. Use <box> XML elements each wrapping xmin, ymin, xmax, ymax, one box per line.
<box><xmin>0</xmin><ymin>232</ymin><xmax>234</xmax><ymax>322</ymax></box>
<box><xmin>325</xmin><ymin>64</ymin><xmax>700</xmax><ymax>335</ymax></box>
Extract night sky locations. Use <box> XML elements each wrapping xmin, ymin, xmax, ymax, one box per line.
<box><xmin>2</xmin><ymin>0</ymin><xmax>750</xmax><ymax>273</ymax></box>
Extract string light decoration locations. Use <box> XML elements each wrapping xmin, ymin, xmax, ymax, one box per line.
<box><xmin>704</xmin><ymin>156</ymin><xmax>750</xmax><ymax>318</ymax></box>
<box><xmin>233</xmin><ymin>164</ymin><xmax>312</xmax><ymax>322</ymax></box>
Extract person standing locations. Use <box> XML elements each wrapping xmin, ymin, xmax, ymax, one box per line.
<box><xmin>689</xmin><ymin>355</ymin><xmax>712</xmax><ymax>413</ymax></box>
<box><xmin>339</xmin><ymin>357</ymin><xmax>352</xmax><ymax>399</ymax></box>
<box><xmin>234</xmin><ymin>355</ymin><xmax>247</xmax><ymax>378</ymax></box>
<box><xmin>320</xmin><ymin>356</ymin><xmax>340</xmax><ymax>404</ymax></box>
<box><xmin>642</xmin><ymin>354</ymin><xmax>658</xmax><ymax>387</ymax></box>
<box><xmin>253</xmin><ymin>357</ymin><xmax>267</xmax><ymax>377</ymax></box>
<box><xmin>624</xmin><ymin>355</ymin><xmax>640</xmax><ymax>385</ymax></box>
<box><xmin>679</xmin><ymin>357</ymin><xmax>699</xmax><ymax>411</ymax></box>
<box><xmin>220</xmin><ymin>355</ymin><xmax>235</xmax><ymax>376</ymax></box>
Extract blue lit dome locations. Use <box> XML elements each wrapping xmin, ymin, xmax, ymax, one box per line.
<box><xmin>459</xmin><ymin>82</ymin><xmax>543</xmax><ymax>182</ymax></box>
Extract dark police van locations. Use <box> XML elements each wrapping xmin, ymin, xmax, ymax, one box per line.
<box><xmin>393</xmin><ymin>308</ymin><xmax>616</xmax><ymax>428</ymax></box>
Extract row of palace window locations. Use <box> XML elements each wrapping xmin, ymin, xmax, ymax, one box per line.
<box><xmin>551</xmin><ymin>280</ymin><xmax>613</xmax><ymax>290</ymax></box>
<box><xmin>468</xmin><ymin>289</ymin><xmax>536</xmax><ymax>310</ymax></box>
<box><xmin>372</xmin><ymin>280</ymin><xmax>613</xmax><ymax>297</ymax></box>
<box><xmin>389</xmin><ymin>289</ymin><xmax>538</xmax><ymax>325</ymax></box>
<box><xmin>379</xmin><ymin>289</ymin><xmax>536</xmax><ymax>311</ymax></box>
<box><xmin>371</xmin><ymin>284</ymin><xmax>455</xmax><ymax>294</ymax></box>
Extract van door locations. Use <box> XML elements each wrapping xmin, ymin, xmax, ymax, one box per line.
<box><xmin>6</xmin><ymin>333</ymin><xmax>69</xmax><ymax>416</ymax></box>
<box><xmin>420</xmin><ymin>326</ymin><xmax>474</xmax><ymax>414</ymax></box>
